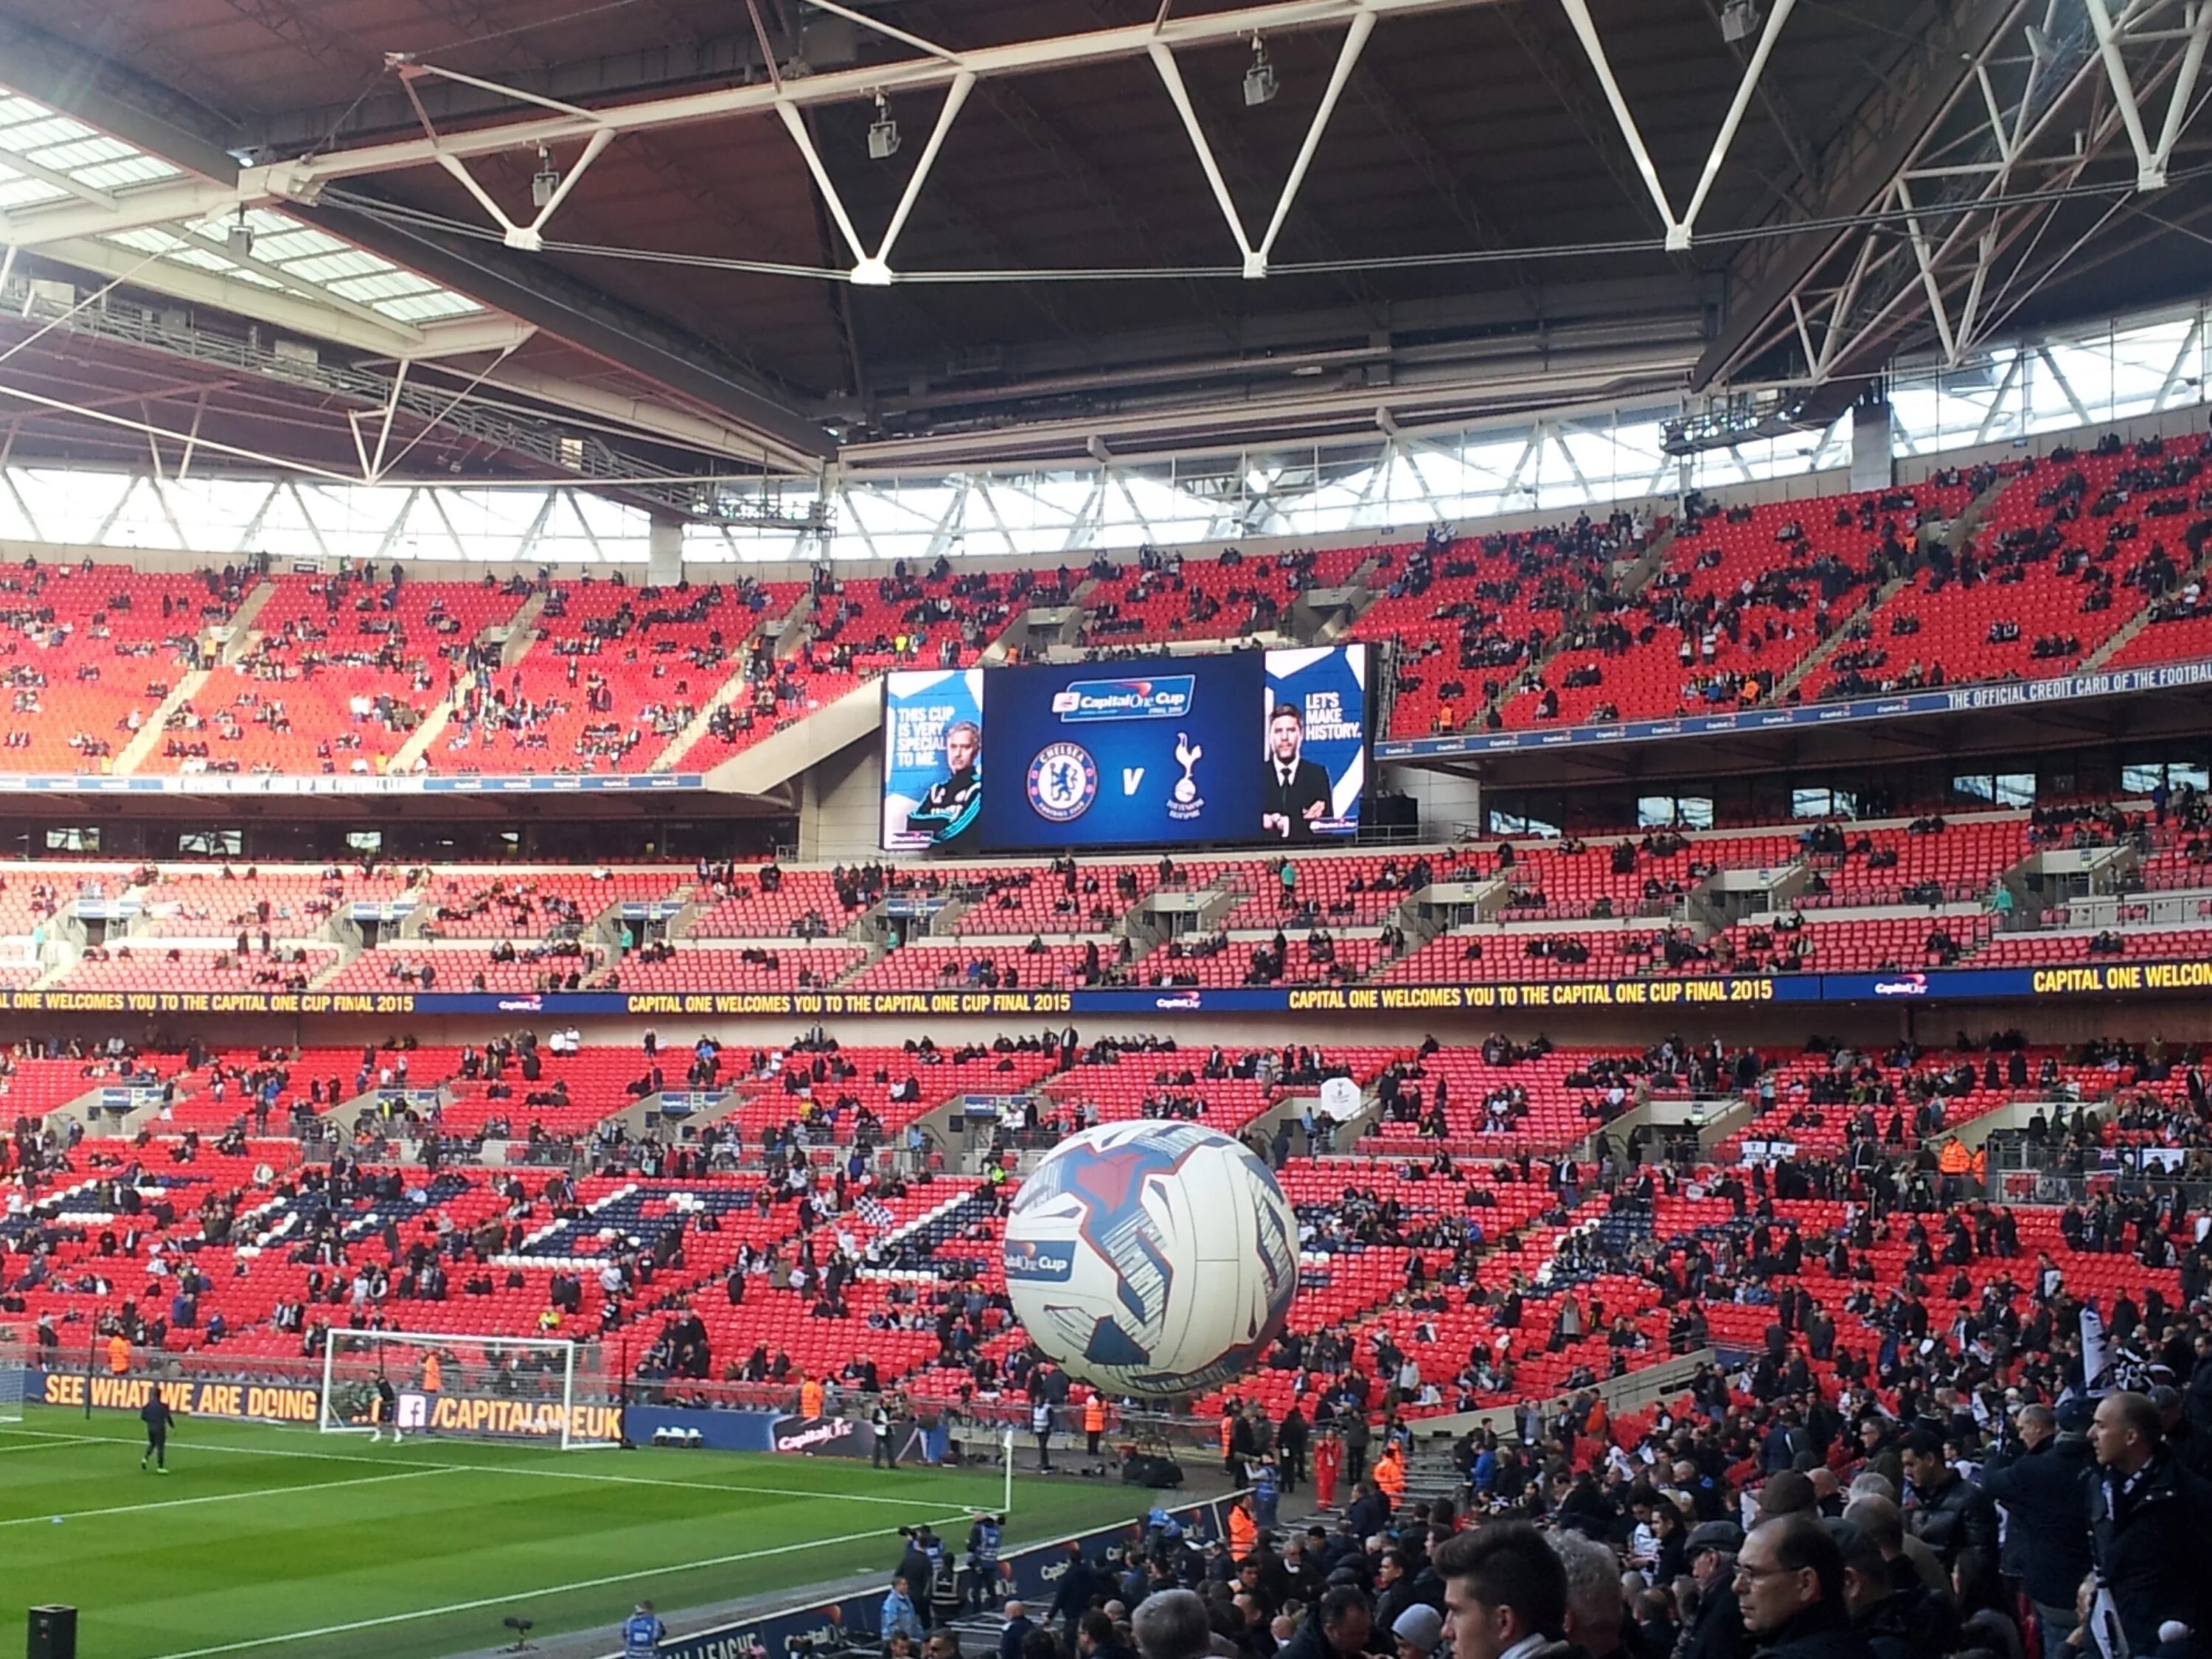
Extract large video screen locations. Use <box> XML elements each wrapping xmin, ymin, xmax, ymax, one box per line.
<box><xmin>881</xmin><ymin>668</ymin><xmax>985</xmax><ymax>853</ymax></box>
<box><xmin>880</xmin><ymin>647</ymin><xmax>1366</xmax><ymax>854</ymax></box>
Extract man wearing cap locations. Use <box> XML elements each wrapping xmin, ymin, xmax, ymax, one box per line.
<box><xmin>1680</xmin><ymin>1522</ymin><xmax>1748</xmax><ymax>1659</ymax></box>
<box><xmin>1897</xmin><ymin>1429</ymin><xmax>2002</xmax><ymax>1615</ymax></box>
<box><xmin>1394</xmin><ymin>1606</ymin><xmax>1444</xmax><ymax>1659</ymax></box>
<box><xmin>1731</xmin><ymin>1514</ymin><xmax>1876</xmax><ymax>1659</ymax></box>
<box><xmin>1975</xmin><ymin>1402</ymin><xmax>2093</xmax><ymax>1659</ymax></box>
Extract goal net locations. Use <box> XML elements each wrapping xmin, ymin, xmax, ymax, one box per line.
<box><xmin>0</xmin><ymin>1340</ymin><xmax>23</xmax><ymax>1425</ymax></box>
<box><xmin>319</xmin><ymin>1330</ymin><xmax>620</xmax><ymax>1451</ymax></box>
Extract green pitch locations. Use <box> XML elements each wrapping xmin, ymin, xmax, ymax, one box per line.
<box><xmin>1</xmin><ymin>1406</ymin><xmax>1137</xmax><ymax>1659</ymax></box>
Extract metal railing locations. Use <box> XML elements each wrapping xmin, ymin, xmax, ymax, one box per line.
<box><xmin>2056</xmin><ymin>890</ymin><xmax>2212</xmax><ymax>930</ymax></box>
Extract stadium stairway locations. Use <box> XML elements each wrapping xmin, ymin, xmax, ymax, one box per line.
<box><xmin>1466</xmin><ymin>519</ymin><xmax>1681</xmax><ymax>733</ymax></box>
<box><xmin>387</xmin><ymin>592</ymin><xmax>549</xmax><ymax>773</ymax></box>
<box><xmin>111</xmin><ymin>669</ymin><xmax>211</xmax><ymax>775</ymax></box>
<box><xmin>1765</xmin><ymin>470</ymin><xmax>2014</xmax><ymax>707</ymax></box>
<box><xmin>644</xmin><ymin>589</ymin><xmax>815</xmax><ymax>772</ymax></box>
<box><xmin>110</xmin><ymin>589</ymin><xmax>263</xmax><ymax>774</ymax></box>
<box><xmin>214</xmin><ymin>574</ymin><xmax>280</xmax><ymax>662</ymax></box>
<box><xmin>2079</xmin><ymin>529</ymin><xmax>2212</xmax><ymax>672</ymax></box>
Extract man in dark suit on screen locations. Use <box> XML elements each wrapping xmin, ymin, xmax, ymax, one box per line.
<box><xmin>1261</xmin><ymin>701</ymin><xmax>1332</xmax><ymax>841</ymax></box>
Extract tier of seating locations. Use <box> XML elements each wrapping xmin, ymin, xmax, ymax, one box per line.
<box><xmin>608</xmin><ymin>945</ymin><xmax>866</xmax><ymax>993</ymax></box>
<box><xmin>414</xmin><ymin>871</ymin><xmax>686</xmax><ymax>939</ymax></box>
<box><xmin>1974</xmin><ymin>923</ymin><xmax>2212</xmax><ymax>964</ymax></box>
<box><xmin>441</xmin><ymin>579</ymin><xmax>792</xmax><ymax>773</ymax></box>
<box><xmin>1501</xmin><ymin>484</ymin><xmax>1975</xmax><ymax>730</ymax></box>
<box><xmin>841</xmin><ymin>942</ymin><xmax>1118</xmax><ymax>992</ymax></box>
<box><xmin>7</xmin><ymin>1023</ymin><xmax>2202</xmax><ymax>1430</ymax></box>
<box><xmin>0</xmin><ymin>797</ymin><xmax>2200</xmax><ymax>996</ymax></box>
<box><xmin>0</xmin><ymin>568</ymin><xmax>230</xmax><ymax>771</ymax></box>
<box><xmin>0</xmin><ymin>433</ymin><xmax>2200</xmax><ymax>776</ymax></box>
<box><xmin>154</xmin><ymin>575</ymin><xmax>520</xmax><ymax>776</ymax></box>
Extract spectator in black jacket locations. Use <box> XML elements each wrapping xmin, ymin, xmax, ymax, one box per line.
<box><xmin>1899</xmin><ymin>1429</ymin><xmax>2003</xmax><ymax>1614</ymax></box>
<box><xmin>1049</xmin><ymin>1543</ymin><xmax>1105</xmax><ymax>1650</ymax></box>
<box><xmin>1975</xmin><ymin>1402</ymin><xmax>2094</xmax><ymax>1659</ymax></box>
<box><xmin>1276</xmin><ymin>1587</ymin><xmax>1373</xmax><ymax>1659</ymax></box>
<box><xmin>1732</xmin><ymin>1513</ymin><xmax>1877</xmax><ymax>1659</ymax></box>
<box><xmin>1836</xmin><ymin>1500</ymin><xmax>1957</xmax><ymax>1659</ymax></box>
<box><xmin>2087</xmin><ymin>1391</ymin><xmax>2212</xmax><ymax>1659</ymax></box>
<box><xmin>1679</xmin><ymin>1522</ymin><xmax>1747</xmax><ymax>1659</ymax></box>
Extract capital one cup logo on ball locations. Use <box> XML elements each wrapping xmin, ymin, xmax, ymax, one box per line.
<box><xmin>1001</xmin><ymin>1121</ymin><xmax>1299</xmax><ymax>1397</ymax></box>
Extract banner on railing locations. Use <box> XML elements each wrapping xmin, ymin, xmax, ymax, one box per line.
<box><xmin>0</xmin><ymin>961</ymin><xmax>2206</xmax><ymax>1019</ymax></box>
<box><xmin>0</xmin><ymin>771</ymin><xmax>708</xmax><ymax>795</ymax></box>
<box><xmin>1374</xmin><ymin>655</ymin><xmax>2212</xmax><ymax>760</ymax></box>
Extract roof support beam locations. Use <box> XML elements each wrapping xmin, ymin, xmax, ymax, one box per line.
<box><xmin>2085</xmin><ymin>0</ymin><xmax>2212</xmax><ymax>188</ymax></box>
<box><xmin>1150</xmin><ymin>10</ymin><xmax>1371</xmax><ymax>276</ymax></box>
<box><xmin>771</xmin><ymin>71</ymin><xmax>976</xmax><ymax>285</ymax></box>
<box><xmin>28</xmin><ymin>236</ymin><xmax>426</xmax><ymax>356</ymax></box>
<box><xmin>1690</xmin><ymin>0</ymin><xmax>2029</xmax><ymax>389</ymax></box>
<box><xmin>291</xmin><ymin>200</ymin><xmax>834</xmax><ymax>465</ymax></box>
<box><xmin>0</xmin><ymin>149</ymin><xmax>118</xmax><ymax>212</ymax></box>
<box><xmin>1</xmin><ymin>0</ymin><xmax>1500</xmax><ymax>249</ymax></box>
<box><xmin>1555</xmin><ymin>0</ymin><xmax>1798</xmax><ymax>250</ymax></box>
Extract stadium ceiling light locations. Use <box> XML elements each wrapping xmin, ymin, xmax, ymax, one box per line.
<box><xmin>867</xmin><ymin>92</ymin><xmax>902</xmax><ymax>160</ymax></box>
<box><xmin>1245</xmin><ymin>37</ymin><xmax>1279</xmax><ymax>106</ymax></box>
<box><xmin>1719</xmin><ymin>0</ymin><xmax>1760</xmax><ymax>45</ymax></box>
<box><xmin>226</xmin><ymin>206</ymin><xmax>254</xmax><ymax>260</ymax></box>
<box><xmin>529</xmin><ymin>145</ymin><xmax>560</xmax><ymax>209</ymax></box>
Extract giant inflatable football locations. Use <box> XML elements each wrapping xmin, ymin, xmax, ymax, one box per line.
<box><xmin>1001</xmin><ymin>1120</ymin><xmax>1301</xmax><ymax>1397</ymax></box>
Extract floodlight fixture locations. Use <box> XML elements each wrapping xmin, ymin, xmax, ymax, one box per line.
<box><xmin>1244</xmin><ymin>37</ymin><xmax>1279</xmax><ymax>107</ymax></box>
<box><xmin>868</xmin><ymin>92</ymin><xmax>901</xmax><ymax>160</ymax></box>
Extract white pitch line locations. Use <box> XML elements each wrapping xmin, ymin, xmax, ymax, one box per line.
<box><xmin>140</xmin><ymin>1513</ymin><xmax>974</xmax><ymax>1659</ymax></box>
<box><xmin>0</xmin><ymin>1424</ymin><xmax>978</xmax><ymax>1507</ymax></box>
<box><xmin>0</xmin><ymin>1467</ymin><xmax>451</xmax><ymax>1528</ymax></box>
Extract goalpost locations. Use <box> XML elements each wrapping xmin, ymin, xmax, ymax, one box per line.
<box><xmin>0</xmin><ymin>1340</ymin><xmax>23</xmax><ymax>1425</ymax></box>
<box><xmin>319</xmin><ymin>1330</ymin><xmax>622</xmax><ymax>1452</ymax></box>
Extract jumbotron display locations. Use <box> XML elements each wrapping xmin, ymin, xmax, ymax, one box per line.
<box><xmin>880</xmin><ymin>647</ymin><xmax>1368</xmax><ymax>853</ymax></box>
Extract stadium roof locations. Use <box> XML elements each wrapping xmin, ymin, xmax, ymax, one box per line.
<box><xmin>1</xmin><ymin>0</ymin><xmax>2208</xmax><ymax>503</ymax></box>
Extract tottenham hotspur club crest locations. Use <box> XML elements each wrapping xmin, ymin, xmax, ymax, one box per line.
<box><xmin>1167</xmin><ymin>731</ymin><xmax>1205</xmax><ymax>821</ymax></box>
<box><xmin>1028</xmin><ymin>740</ymin><xmax>1099</xmax><ymax>822</ymax></box>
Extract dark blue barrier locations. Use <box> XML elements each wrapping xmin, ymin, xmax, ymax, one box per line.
<box><xmin>627</xmin><ymin>1407</ymin><xmax>779</xmax><ymax>1453</ymax></box>
<box><xmin>4</xmin><ymin>959</ymin><xmax>2209</xmax><ymax>1019</ymax></box>
<box><xmin>1371</xmin><ymin>655</ymin><xmax>2212</xmax><ymax>759</ymax></box>
<box><xmin>640</xmin><ymin>1494</ymin><xmax>1232</xmax><ymax>1659</ymax></box>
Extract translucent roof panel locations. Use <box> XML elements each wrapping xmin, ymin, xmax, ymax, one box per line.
<box><xmin>0</xmin><ymin>89</ymin><xmax>487</xmax><ymax>333</ymax></box>
<box><xmin>0</xmin><ymin>94</ymin><xmax>187</xmax><ymax>202</ymax></box>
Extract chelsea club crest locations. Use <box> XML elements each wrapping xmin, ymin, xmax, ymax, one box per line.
<box><xmin>1028</xmin><ymin>741</ymin><xmax>1099</xmax><ymax>822</ymax></box>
